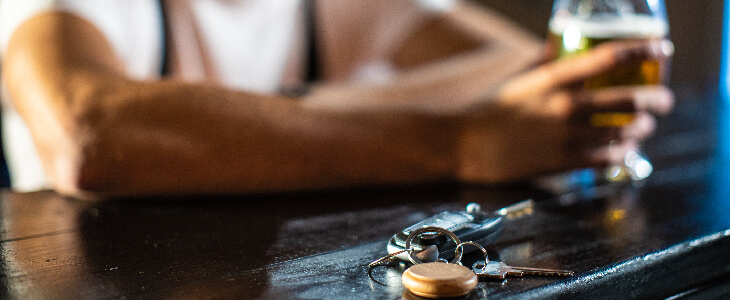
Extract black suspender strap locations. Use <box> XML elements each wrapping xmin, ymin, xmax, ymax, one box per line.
<box><xmin>158</xmin><ymin>0</ymin><xmax>170</xmax><ymax>77</ymax></box>
<box><xmin>305</xmin><ymin>0</ymin><xmax>319</xmax><ymax>83</ymax></box>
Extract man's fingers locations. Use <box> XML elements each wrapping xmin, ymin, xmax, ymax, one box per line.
<box><xmin>571</xmin><ymin>85</ymin><xmax>674</xmax><ymax>120</ymax></box>
<box><xmin>578</xmin><ymin>139</ymin><xmax>640</xmax><ymax>168</ymax></box>
<box><xmin>571</xmin><ymin>126</ymin><xmax>620</xmax><ymax>148</ymax></box>
<box><xmin>621</xmin><ymin>112</ymin><xmax>656</xmax><ymax>140</ymax></box>
<box><xmin>538</xmin><ymin>39</ymin><xmax>674</xmax><ymax>90</ymax></box>
<box><xmin>572</xmin><ymin>114</ymin><xmax>656</xmax><ymax>162</ymax></box>
<box><xmin>571</xmin><ymin>112</ymin><xmax>655</xmax><ymax>146</ymax></box>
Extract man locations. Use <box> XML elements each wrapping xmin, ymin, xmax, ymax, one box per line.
<box><xmin>0</xmin><ymin>0</ymin><xmax>673</xmax><ymax>198</ymax></box>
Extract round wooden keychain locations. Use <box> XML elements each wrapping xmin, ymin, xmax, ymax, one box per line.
<box><xmin>399</xmin><ymin>228</ymin><xmax>487</xmax><ymax>298</ymax></box>
<box><xmin>368</xmin><ymin>227</ymin><xmax>489</xmax><ymax>298</ymax></box>
<box><xmin>402</xmin><ymin>262</ymin><xmax>478</xmax><ymax>298</ymax></box>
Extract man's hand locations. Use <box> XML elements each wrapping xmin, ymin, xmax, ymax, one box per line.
<box><xmin>457</xmin><ymin>39</ymin><xmax>675</xmax><ymax>183</ymax></box>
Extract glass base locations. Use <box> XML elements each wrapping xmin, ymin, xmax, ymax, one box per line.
<box><xmin>535</xmin><ymin>149</ymin><xmax>653</xmax><ymax>195</ymax></box>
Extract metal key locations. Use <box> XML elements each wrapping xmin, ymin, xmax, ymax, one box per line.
<box><xmin>472</xmin><ymin>260</ymin><xmax>574</xmax><ymax>280</ymax></box>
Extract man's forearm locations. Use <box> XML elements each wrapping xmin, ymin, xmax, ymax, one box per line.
<box><xmin>73</xmin><ymin>77</ymin><xmax>459</xmax><ymax>196</ymax></box>
<box><xmin>3</xmin><ymin>12</ymin><xmax>463</xmax><ymax>197</ymax></box>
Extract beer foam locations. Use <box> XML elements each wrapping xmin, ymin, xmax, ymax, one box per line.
<box><xmin>549</xmin><ymin>14</ymin><xmax>668</xmax><ymax>38</ymax></box>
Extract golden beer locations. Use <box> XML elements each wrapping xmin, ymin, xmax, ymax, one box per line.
<box><xmin>547</xmin><ymin>15</ymin><xmax>669</xmax><ymax>126</ymax></box>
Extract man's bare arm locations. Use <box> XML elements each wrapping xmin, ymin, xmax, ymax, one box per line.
<box><xmin>3</xmin><ymin>9</ymin><xmax>674</xmax><ymax>199</ymax></box>
<box><xmin>3</xmin><ymin>12</ymin><xmax>460</xmax><ymax>198</ymax></box>
<box><xmin>310</xmin><ymin>1</ymin><xmax>543</xmax><ymax>112</ymax></box>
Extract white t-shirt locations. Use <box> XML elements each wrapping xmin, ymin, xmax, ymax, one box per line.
<box><xmin>0</xmin><ymin>0</ymin><xmax>304</xmax><ymax>191</ymax></box>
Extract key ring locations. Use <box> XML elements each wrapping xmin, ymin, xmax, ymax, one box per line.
<box><xmin>454</xmin><ymin>241</ymin><xmax>489</xmax><ymax>267</ymax></box>
<box><xmin>404</xmin><ymin>227</ymin><xmax>462</xmax><ymax>265</ymax></box>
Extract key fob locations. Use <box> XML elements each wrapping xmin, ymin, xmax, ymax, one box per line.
<box><xmin>386</xmin><ymin>203</ymin><xmax>503</xmax><ymax>262</ymax></box>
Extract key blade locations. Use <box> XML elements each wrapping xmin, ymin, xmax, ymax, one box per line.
<box><xmin>508</xmin><ymin>270</ymin><xmax>574</xmax><ymax>277</ymax></box>
<box><xmin>495</xmin><ymin>199</ymin><xmax>534</xmax><ymax>219</ymax></box>
<box><xmin>507</xmin><ymin>266</ymin><xmax>575</xmax><ymax>277</ymax></box>
<box><xmin>475</xmin><ymin>260</ymin><xmax>575</xmax><ymax>279</ymax></box>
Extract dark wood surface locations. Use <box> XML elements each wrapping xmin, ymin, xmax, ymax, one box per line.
<box><xmin>0</xmin><ymin>84</ymin><xmax>727</xmax><ymax>300</ymax></box>
<box><xmin>1</xmin><ymin>1</ymin><xmax>728</xmax><ymax>299</ymax></box>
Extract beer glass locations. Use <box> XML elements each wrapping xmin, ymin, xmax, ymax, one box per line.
<box><xmin>547</xmin><ymin>0</ymin><xmax>669</xmax><ymax>183</ymax></box>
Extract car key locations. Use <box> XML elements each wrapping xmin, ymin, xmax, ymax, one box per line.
<box><xmin>386</xmin><ymin>199</ymin><xmax>534</xmax><ymax>262</ymax></box>
<box><xmin>472</xmin><ymin>260</ymin><xmax>574</xmax><ymax>280</ymax></box>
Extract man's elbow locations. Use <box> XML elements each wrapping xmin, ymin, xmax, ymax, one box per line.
<box><xmin>45</xmin><ymin>131</ymin><xmax>118</xmax><ymax>199</ymax></box>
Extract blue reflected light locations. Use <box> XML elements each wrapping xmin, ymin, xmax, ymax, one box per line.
<box><xmin>711</xmin><ymin>0</ymin><xmax>730</xmax><ymax>225</ymax></box>
<box><xmin>721</xmin><ymin>0</ymin><xmax>730</xmax><ymax>160</ymax></box>
<box><xmin>723</xmin><ymin>0</ymin><xmax>730</xmax><ymax>101</ymax></box>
